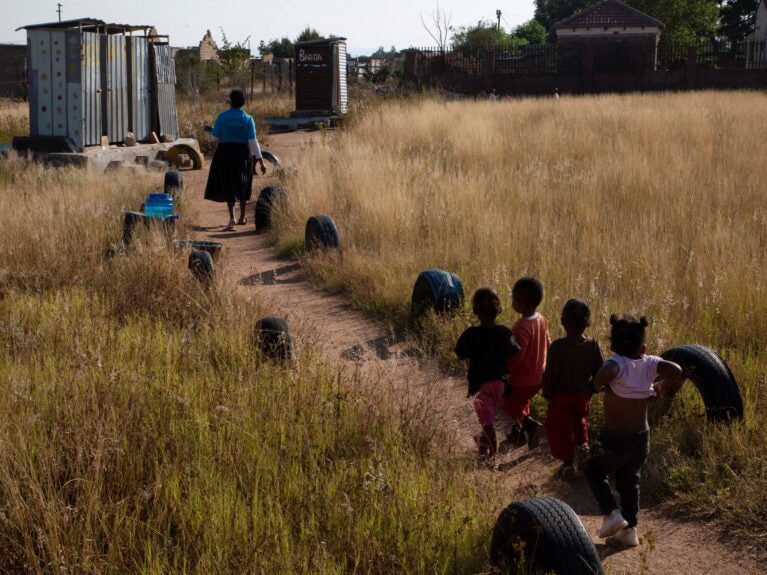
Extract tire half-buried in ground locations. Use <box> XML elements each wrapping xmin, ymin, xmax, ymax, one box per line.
<box><xmin>660</xmin><ymin>344</ymin><xmax>744</xmax><ymax>422</ymax></box>
<box><xmin>188</xmin><ymin>249</ymin><xmax>214</xmax><ymax>284</ymax></box>
<box><xmin>304</xmin><ymin>215</ymin><xmax>341</xmax><ymax>250</ymax></box>
<box><xmin>489</xmin><ymin>497</ymin><xmax>604</xmax><ymax>575</ymax></box>
<box><xmin>164</xmin><ymin>170</ymin><xmax>184</xmax><ymax>197</ymax></box>
<box><xmin>410</xmin><ymin>269</ymin><xmax>464</xmax><ymax>319</ymax></box>
<box><xmin>255</xmin><ymin>186</ymin><xmax>285</xmax><ymax>232</ymax></box>
<box><xmin>256</xmin><ymin>316</ymin><xmax>293</xmax><ymax>361</ymax></box>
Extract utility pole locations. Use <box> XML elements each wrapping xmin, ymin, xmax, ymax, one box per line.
<box><xmin>496</xmin><ymin>9</ymin><xmax>502</xmax><ymax>30</ymax></box>
<box><xmin>57</xmin><ymin>3</ymin><xmax>63</xmax><ymax>22</ymax></box>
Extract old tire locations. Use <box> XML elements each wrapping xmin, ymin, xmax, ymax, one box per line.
<box><xmin>164</xmin><ymin>170</ymin><xmax>184</xmax><ymax>197</ymax></box>
<box><xmin>490</xmin><ymin>497</ymin><xmax>603</xmax><ymax>575</ymax></box>
<box><xmin>411</xmin><ymin>269</ymin><xmax>464</xmax><ymax>319</ymax></box>
<box><xmin>261</xmin><ymin>150</ymin><xmax>282</xmax><ymax>168</ymax></box>
<box><xmin>255</xmin><ymin>186</ymin><xmax>285</xmax><ymax>232</ymax></box>
<box><xmin>188</xmin><ymin>249</ymin><xmax>214</xmax><ymax>283</ymax></box>
<box><xmin>660</xmin><ymin>344</ymin><xmax>744</xmax><ymax>422</ymax></box>
<box><xmin>164</xmin><ymin>144</ymin><xmax>204</xmax><ymax>170</ymax></box>
<box><xmin>305</xmin><ymin>215</ymin><xmax>340</xmax><ymax>250</ymax></box>
<box><xmin>122</xmin><ymin>211</ymin><xmax>145</xmax><ymax>246</ymax></box>
<box><xmin>256</xmin><ymin>316</ymin><xmax>293</xmax><ymax>361</ymax></box>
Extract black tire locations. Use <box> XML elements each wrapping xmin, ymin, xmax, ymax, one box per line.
<box><xmin>122</xmin><ymin>211</ymin><xmax>144</xmax><ymax>246</ymax></box>
<box><xmin>188</xmin><ymin>249</ymin><xmax>214</xmax><ymax>283</ymax></box>
<box><xmin>261</xmin><ymin>150</ymin><xmax>282</xmax><ymax>168</ymax></box>
<box><xmin>164</xmin><ymin>170</ymin><xmax>184</xmax><ymax>197</ymax></box>
<box><xmin>256</xmin><ymin>316</ymin><xmax>293</xmax><ymax>361</ymax></box>
<box><xmin>660</xmin><ymin>344</ymin><xmax>744</xmax><ymax>422</ymax></box>
<box><xmin>255</xmin><ymin>186</ymin><xmax>285</xmax><ymax>232</ymax></box>
<box><xmin>304</xmin><ymin>215</ymin><xmax>341</xmax><ymax>250</ymax></box>
<box><xmin>410</xmin><ymin>269</ymin><xmax>464</xmax><ymax>319</ymax></box>
<box><xmin>490</xmin><ymin>497</ymin><xmax>604</xmax><ymax>575</ymax></box>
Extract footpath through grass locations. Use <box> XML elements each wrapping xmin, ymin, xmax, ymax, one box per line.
<box><xmin>0</xmin><ymin>156</ymin><xmax>498</xmax><ymax>573</ymax></box>
<box><xmin>274</xmin><ymin>91</ymin><xmax>767</xmax><ymax>540</ymax></box>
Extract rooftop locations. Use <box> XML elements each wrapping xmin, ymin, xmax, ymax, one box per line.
<box><xmin>552</xmin><ymin>0</ymin><xmax>664</xmax><ymax>30</ymax></box>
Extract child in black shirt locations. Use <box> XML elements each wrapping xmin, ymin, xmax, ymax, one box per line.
<box><xmin>456</xmin><ymin>287</ymin><xmax>520</xmax><ymax>461</ymax></box>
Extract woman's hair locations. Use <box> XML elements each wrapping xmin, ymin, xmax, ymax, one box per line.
<box><xmin>229</xmin><ymin>89</ymin><xmax>246</xmax><ymax>109</ymax></box>
<box><xmin>472</xmin><ymin>287</ymin><xmax>502</xmax><ymax>316</ymax></box>
<box><xmin>513</xmin><ymin>277</ymin><xmax>544</xmax><ymax>308</ymax></box>
<box><xmin>609</xmin><ymin>314</ymin><xmax>649</xmax><ymax>357</ymax></box>
<box><xmin>561</xmin><ymin>299</ymin><xmax>591</xmax><ymax>331</ymax></box>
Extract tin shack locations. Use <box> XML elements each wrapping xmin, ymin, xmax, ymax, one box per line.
<box><xmin>18</xmin><ymin>18</ymin><xmax>178</xmax><ymax>151</ymax></box>
<box><xmin>294</xmin><ymin>37</ymin><xmax>348</xmax><ymax>117</ymax></box>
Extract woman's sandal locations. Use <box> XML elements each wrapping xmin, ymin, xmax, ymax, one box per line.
<box><xmin>223</xmin><ymin>222</ymin><xmax>236</xmax><ymax>232</ymax></box>
<box><xmin>237</xmin><ymin>218</ymin><xmax>247</xmax><ymax>225</ymax></box>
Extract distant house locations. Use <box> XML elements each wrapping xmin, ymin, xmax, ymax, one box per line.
<box><xmin>198</xmin><ymin>30</ymin><xmax>219</xmax><ymax>61</ymax></box>
<box><xmin>0</xmin><ymin>44</ymin><xmax>27</xmax><ymax>98</ymax></box>
<box><xmin>552</xmin><ymin>0</ymin><xmax>664</xmax><ymax>71</ymax></box>
<box><xmin>747</xmin><ymin>0</ymin><xmax>767</xmax><ymax>68</ymax></box>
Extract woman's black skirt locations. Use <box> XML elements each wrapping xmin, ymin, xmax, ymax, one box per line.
<box><xmin>204</xmin><ymin>142</ymin><xmax>254</xmax><ymax>203</ymax></box>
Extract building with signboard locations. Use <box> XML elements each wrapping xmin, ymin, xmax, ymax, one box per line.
<box><xmin>294</xmin><ymin>37</ymin><xmax>348</xmax><ymax>117</ymax></box>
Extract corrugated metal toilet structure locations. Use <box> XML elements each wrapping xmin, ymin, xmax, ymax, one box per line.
<box><xmin>17</xmin><ymin>18</ymin><xmax>178</xmax><ymax>152</ymax></box>
<box><xmin>294</xmin><ymin>37</ymin><xmax>348</xmax><ymax>117</ymax></box>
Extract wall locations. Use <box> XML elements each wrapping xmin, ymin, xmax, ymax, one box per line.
<box><xmin>0</xmin><ymin>44</ymin><xmax>28</xmax><ymax>98</ymax></box>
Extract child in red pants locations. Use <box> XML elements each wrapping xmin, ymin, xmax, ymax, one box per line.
<box><xmin>456</xmin><ymin>288</ymin><xmax>520</xmax><ymax>463</ymax></box>
<box><xmin>500</xmin><ymin>277</ymin><xmax>551</xmax><ymax>451</ymax></box>
<box><xmin>542</xmin><ymin>299</ymin><xmax>604</xmax><ymax>480</ymax></box>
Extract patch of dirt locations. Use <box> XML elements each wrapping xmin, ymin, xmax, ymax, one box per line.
<box><xmin>181</xmin><ymin>131</ymin><xmax>764</xmax><ymax>574</ymax></box>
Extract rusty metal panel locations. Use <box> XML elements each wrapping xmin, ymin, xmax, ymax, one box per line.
<box><xmin>295</xmin><ymin>44</ymin><xmax>332</xmax><ymax>112</ymax></box>
<box><xmin>81</xmin><ymin>31</ymin><xmax>101</xmax><ymax>147</ymax></box>
<box><xmin>28</xmin><ymin>30</ymin><xmax>53</xmax><ymax>136</ymax></box>
<box><xmin>152</xmin><ymin>44</ymin><xmax>178</xmax><ymax>141</ymax></box>
<box><xmin>103</xmin><ymin>34</ymin><xmax>128</xmax><ymax>143</ymax></box>
<box><xmin>337</xmin><ymin>41</ymin><xmax>348</xmax><ymax>114</ymax></box>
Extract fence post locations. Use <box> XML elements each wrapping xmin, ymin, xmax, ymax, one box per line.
<box><xmin>484</xmin><ymin>49</ymin><xmax>496</xmax><ymax>91</ymax></box>
<box><xmin>404</xmin><ymin>50</ymin><xmax>417</xmax><ymax>81</ymax></box>
<box><xmin>686</xmin><ymin>45</ymin><xmax>698</xmax><ymax>89</ymax></box>
<box><xmin>581</xmin><ymin>45</ymin><xmax>595</xmax><ymax>93</ymax></box>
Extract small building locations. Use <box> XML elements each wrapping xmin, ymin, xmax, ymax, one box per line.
<box><xmin>552</xmin><ymin>0</ymin><xmax>664</xmax><ymax>71</ymax></box>
<box><xmin>0</xmin><ymin>44</ymin><xmax>28</xmax><ymax>98</ymax></box>
<box><xmin>18</xmin><ymin>18</ymin><xmax>178</xmax><ymax>151</ymax></box>
<box><xmin>198</xmin><ymin>30</ymin><xmax>219</xmax><ymax>61</ymax></box>
<box><xmin>294</xmin><ymin>37</ymin><xmax>348</xmax><ymax>116</ymax></box>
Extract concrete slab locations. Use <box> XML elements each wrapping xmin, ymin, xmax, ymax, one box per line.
<box><xmin>11</xmin><ymin>138</ymin><xmax>202</xmax><ymax>174</ymax></box>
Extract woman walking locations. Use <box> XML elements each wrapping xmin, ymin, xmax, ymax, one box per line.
<box><xmin>205</xmin><ymin>89</ymin><xmax>266</xmax><ymax>231</ymax></box>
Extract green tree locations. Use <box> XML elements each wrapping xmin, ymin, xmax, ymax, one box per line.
<box><xmin>452</xmin><ymin>19</ymin><xmax>517</xmax><ymax>50</ymax></box>
<box><xmin>511</xmin><ymin>19</ymin><xmax>548</xmax><ymax>44</ymax></box>
<box><xmin>218</xmin><ymin>30</ymin><xmax>251</xmax><ymax>87</ymax></box>
<box><xmin>534</xmin><ymin>0</ymin><xmax>594</xmax><ymax>31</ymax></box>
<box><xmin>175</xmin><ymin>53</ymin><xmax>216</xmax><ymax>95</ymax></box>
<box><xmin>719</xmin><ymin>0</ymin><xmax>759</xmax><ymax>41</ymax></box>
<box><xmin>259</xmin><ymin>37</ymin><xmax>295</xmax><ymax>58</ymax></box>
<box><xmin>296</xmin><ymin>27</ymin><xmax>323</xmax><ymax>42</ymax></box>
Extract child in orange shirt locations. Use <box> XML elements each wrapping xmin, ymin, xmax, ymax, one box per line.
<box><xmin>501</xmin><ymin>277</ymin><xmax>551</xmax><ymax>451</ymax></box>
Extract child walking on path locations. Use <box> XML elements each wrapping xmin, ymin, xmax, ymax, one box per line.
<box><xmin>584</xmin><ymin>315</ymin><xmax>682</xmax><ymax>547</ymax></box>
<box><xmin>542</xmin><ymin>299</ymin><xmax>604</xmax><ymax>480</ymax></box>
<box><xmin>501</xmin><ymin>277</ymin><xmax>551</xmax><ymax>451</ymax></box>
<box><xmin>455</xmin><ymin>288</ymin><xmax>520</xmax><ymax>462</ymax></box>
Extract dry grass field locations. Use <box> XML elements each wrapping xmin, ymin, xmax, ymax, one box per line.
<box><xmin>0</xmin><ymin>154</ymin><xmax>497</xmax><ymax>573</ymax></box>
<box><xmin>275</xmin><ymin>91</ymin><xmax>767</xmax><ymax>537</ymax></box>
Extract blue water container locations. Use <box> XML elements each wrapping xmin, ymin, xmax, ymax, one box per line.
<box><xmin>144</xmin><ymin>193</ymin><xmax>174</xmax><ymax>218</ymax></box>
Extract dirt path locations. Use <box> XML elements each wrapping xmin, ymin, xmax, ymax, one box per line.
<box><xmin>181</xmin><ymin>132</ymin><xmax>763</xmax><ymax>574</ymax></box>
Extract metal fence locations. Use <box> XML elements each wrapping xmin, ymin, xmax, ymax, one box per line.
<box><xmin>409</xmin><ymin>39</ymin><xmax>767</xmax><ymax>77</ymax></box>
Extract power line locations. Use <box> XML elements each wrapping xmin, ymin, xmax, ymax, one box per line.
<box><xmin>56</xmin><ymin>3</ymin><xmax>63</xmax><ymax>22</ymax></box>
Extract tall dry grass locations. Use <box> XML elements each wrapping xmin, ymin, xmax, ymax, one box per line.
<box><xmin>0</xmin><ymin>98</ymin><xmax>28</xmax><ymax>145</ymax></box>
<box><xmin>275</xmin><ymin>91</ymin><xmax>767</xmax><ymax>537</ymax></box>
<box><xmin>0</xmin><ymin>156</ymin><xmax>498</xmax><ymax>572</ymax></box>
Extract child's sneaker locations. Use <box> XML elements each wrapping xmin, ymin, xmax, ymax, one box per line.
<box><xmin>610</xmin><ymin>526</ymin><xmax>639</xmax><ymax>547</ymax></box>
<box><xmin>574</xmin><ymin>442</ymin><xmax>590</xmax><ymax>471</ymax></box>
<box><xmin>598</xmin><ymin>509</ymin><xmax>629</xmax><ymax>538</ymax></box>
<box><xmin>523</xmin><ymin>417</ymin><xmax>544</xmax><ymax>450</ymax></box>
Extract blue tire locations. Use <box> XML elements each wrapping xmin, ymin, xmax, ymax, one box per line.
<box><xmin>304</xmin><ymin>215</ymin><xmax>341</xmax><ymax>250</ymax></box>
<box><xmin>411</xmin><ymin>269</ymin><xmax>464</xmax><ymax>318</ymax></box>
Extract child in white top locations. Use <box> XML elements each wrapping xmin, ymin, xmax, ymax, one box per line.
<box><xmin>583</xmin><ymin>314</ymin><xmax>681</xmax><ymax>547</ymax></box>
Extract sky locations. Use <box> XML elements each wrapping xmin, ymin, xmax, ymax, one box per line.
<box><xmin>0</xmin><ymin>0</ymin><xmax>536</xmax><ymax>55</ymax></box>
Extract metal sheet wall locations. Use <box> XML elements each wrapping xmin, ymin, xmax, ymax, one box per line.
<box><xmin>103</xmin><ymin>34</ymin><xmax>128</xmax><ymax>143</ymax></box>
<box><xmin>152</xmin><ymin>44</ymin><xmax>178</xmax><ymax>141</ymax></box>
<box><xmin>80</xmin><ymin>31</ymin><xmax>101</xmax><ymax>148</ymax></box>
<box><xmin>336</xmin><ymin>42</ymin><xmax>348</xmax><ymax>114</ymax></box>
<box><xmin>28</xmin><ymin>30</ymin><xmax>52</xmax><ymax>137</ymax></box>
<box><xmin>127</xmin><ymin>36</ymin><xmax>151</xmax><ymax>141</ymax></box>
<box><xmin>295</xmin><ymin>45</ymin><xmax>333</xmax><ymax>112</ymax></box>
